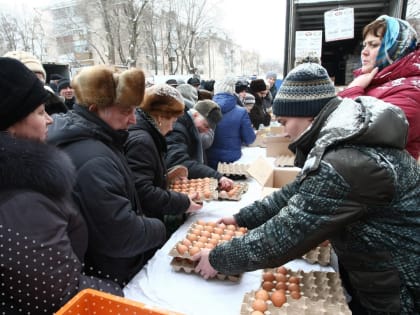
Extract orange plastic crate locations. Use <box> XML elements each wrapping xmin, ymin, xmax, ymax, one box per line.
<box><xmin>55</xmin><ymin>288</ymin><xmax>185</xmax><ymax>315</ymax></box>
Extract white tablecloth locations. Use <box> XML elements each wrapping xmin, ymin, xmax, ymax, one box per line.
<box><xmin>123</xmin><ymin>147</ymin><xmax>333</xmax><ymax>315</ymax></box>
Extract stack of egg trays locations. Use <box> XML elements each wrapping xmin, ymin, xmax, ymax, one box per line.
<box><xmin>168</xmin><ymin>220</ymin><xmax>246</xmax><ymax>281</ymax></box>
<box><xmin>302</xmin><ymin>244</ymin><xmax>331</xmax><ymax>266</ymax></box>
<box><xmin>218</xmin><ymin>182</ymin><xmax>249</xmax><ymax>201</ymax></box>
<box><xmin>169</xmin><ymin>177</ymin><xmax>219</xmax><ymax>202</ymax></box>
<box><xmin>240</xmin><ymin>269</ymin><xmax>351</xmax><ymax>315</ymax></box>
<box><xmin>217</xmin><ymin>162</ymin><xmax>250</xmax><ymax>180</ymax></box>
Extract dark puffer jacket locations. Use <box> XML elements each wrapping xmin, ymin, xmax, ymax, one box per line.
<box><xmin>248</xmin><ymin>92</ymin><xmax>271</xmax><ymax>129</ymax></box>
<box><xmin>165</xmin><ymin>110</ymin><xmax>222</xmax><ymax>179</ymax></box>
<box><xmin>209</xmin><ymin>97</ymin><xmax>420</xmax><ymax>314</ymax></box>
<box><xmin>0</xmin><ymin>133</ymin><xmax>122</xmax><ymax>315</ymax></box>
<box><xmin>47</xmin><ymin>105</ymin><xmax>166</xmax><ymax>287</ymax></box>
<box><xmin>126</xmin><ymin>110</ymin><xmax>190</xmax><ymax>234</ymax></box>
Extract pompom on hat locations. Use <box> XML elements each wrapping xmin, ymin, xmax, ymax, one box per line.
<box><xmin>140</xmin><ymin>84</ymin><xmax>185</xmax><ymax>117</ymax></box>
<box><xmin>0</xmin><ymin>57</ymin><xmax>49</xmax><ymax>130</ymax></box>
<box><xmin>194</xmin><ymin>100</ymin><xmax>222</xmax><ymax>130</ymax></box>
<box><xmin>273</xmin><ymin>63</ymin><xmax>336</xmax><ymax>117</ymax></box>
<box><xmin>71</xmin><ymin>65</ymin><xmax>145</xmax><ymax>108</ymax></box>
<box><xmin>3</xmin><ymin>50</ymin><xmax>47</xmax><ymax>82</ymax></box>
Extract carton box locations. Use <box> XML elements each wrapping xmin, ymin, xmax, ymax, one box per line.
<box><xmin>247</xmin><ymin>156</ymin><xmax>300</xmax><ymax>197</ymax></box>
<box><xmin>55</xmin><ymin>288</ymin><xmax>184</xmax><ymax>315</ymax></box>
<box><xmin>264</xmin><ymin>134</ymin><xmax>293</xmax><ymax>158</ymax></box>
<box><xmin>250</xmin><ymin>126</ymin><xmax>286</xmax><ymax>149</ymax></box>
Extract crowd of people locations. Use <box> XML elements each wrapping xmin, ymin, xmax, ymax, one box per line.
<box><xmin>0</xmin><ymin>14</ymin><xmax>419</xmax><ymax>315</ymax></box>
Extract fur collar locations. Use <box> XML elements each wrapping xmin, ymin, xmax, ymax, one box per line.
<box><xmin>0</xmin><ymin>133</ymin><xmax>75</xmax><ymax>201</ymax></box>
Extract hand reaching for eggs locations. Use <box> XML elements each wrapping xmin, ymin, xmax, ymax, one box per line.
<box><xmin>192</xmin><ymin>248</ymin><xmax>218</xmax><ymax>279</ymax></box>
<box><xmin>218</xmin><ymin>176</ymin><xmax>234</xmax><ymax>191</ymax></box>
<box><xmin>186</xmin><ymin>192</ymin><xmax>203</xmax><ymax>213</ymax></box>
<box><xmin>216</xmin><ymin>215</ymin><xmax>237</xmax><ymax>226</ymax></box>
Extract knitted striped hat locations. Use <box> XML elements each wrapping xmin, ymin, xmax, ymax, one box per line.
<box><xmin>273</xmin><ymin>63</ymin><xmax>335</xmax><ymax>117</ymax></box>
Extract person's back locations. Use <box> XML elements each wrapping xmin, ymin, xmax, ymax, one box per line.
<box><xmin>48</xmin><ymin>65</ymin><xmax>166</xmax><ymax>287</ymax></box>
<box><xmin>207</xmin><ymin>77</ymin><xmax>256</xmax><ymax>169</ymax></box>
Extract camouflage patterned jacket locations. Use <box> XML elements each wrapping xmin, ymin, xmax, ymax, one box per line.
<box><xmin>209</xmin><ymin>97</ymin><xmax>420</xmax><ymax>314</ymax></box>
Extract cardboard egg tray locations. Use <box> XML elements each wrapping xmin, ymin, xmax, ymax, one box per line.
<box><xmin>168</xmin><ymin>220</ymin><xmax>247</xmax><ymax>281</ymax></box>
<box><xmin>217</xmin><ymin>162</ymin><xmax>250</xmax><ymax>180</ymax></box>
<box><xmin>302</xmin><ymin>244</ymin><xmax>331</xmax><ymax>266</ymax></box>
<box><xmin>218</xmin><ymin>182</ymin><xmax>249</xmax><ymax>201</ymax></box>
<box><xmin>240</xmin><ymin>267</ymin><xmax>351</xmax><ymax>314</ymax></box>
<box><xmin>169</xmin><ymin>177</ymin><xmax>218</xmax><ymax>202</ymax></box>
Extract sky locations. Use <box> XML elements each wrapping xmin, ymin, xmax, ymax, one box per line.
<box><xmin>0</xmin><ymin>0</ymin><xmax>286</xmax><ymax>63</ymax></box>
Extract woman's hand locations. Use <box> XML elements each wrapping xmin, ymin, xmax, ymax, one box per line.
<box><xmin>186</xmin><ymin>192</ymin><xmax>203</xmax><ymax>213</ymax></box>
<box><xmin>192</xmin><ymin>249</ymin><xmax>218</xmax><ymax>279</ymax></box>
<box><xmin>348</xmin><ymin>67</ymin><xmax>378</xmax><ymax>89</ymax></box>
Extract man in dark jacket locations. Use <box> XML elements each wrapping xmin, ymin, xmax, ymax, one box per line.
<box><xmin>165</xmin><ymin>100</ymin><xmax>234</xmax><ymax>190</ymax></box>
<box><xmin>48</xmin><ymin>65</ymin><xmax>166</xmax><ymax>288</ymax></box>
<box><xmin>192</xmin><ymin>63</ymin><xmax>420</xmax><ymax>314</ymax></box>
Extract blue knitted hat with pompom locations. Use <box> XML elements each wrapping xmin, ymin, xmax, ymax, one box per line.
<box><xmin>273</xmin><ymin>63</ymin><xmax>335</xmax><ymax>117</ymax></box>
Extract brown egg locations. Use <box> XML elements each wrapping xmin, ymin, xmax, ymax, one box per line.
<box><xmin>226</xmin><ymin>224</ymin><xmax>236</xmax><ymax>231</ymax></box>
<box><xmin>194</xmin><ymin>224</ymin><xmax>203</xmax><ymax>231</ymax></box>
<box><xmin>277</xmin><ymin>266</ymin><xmax>288</xmax><ymax>275</ymax></box>
<box><xmin>200</xmin><ymin>230</ymin><xmax>211</xmax><ymax>238</ymax></box>
<box><xmin>218</xmin><ymin>223</ymin><xmax>226</xmax><ymax>229</ymax></box>
<box><xmin>176</xmin><ymin>243</ymin><xmax>188</xmax><ymax>255</ymax></box>
<box><xmin>186</xmin><ymin>233</ymin><xmax>197</xmax><ymax>242</ymax></box>
<box><xmin>197</xmin><ymin>236</ymin><xmax>208</xmax><ymax>243</ymax></box>
<box><xmin>222</xmin><ymin>234</ymin><xmax>232</xmax><ymax>241</ymax></box>
<box><xmin>288</xmin><ymin>276</ymin><xmax>300</xmax><ymax>285</ymax></box>
<box><xmin>196</xmin><ymin>220</ymin><xmax>206</xmax><ymax>226</ymax></box>
<box><xmin>239</xmin><ymin>227</ymin><xmax>247</xmax><ymax>233</ymax></box>
<box><xmin>275</xmin><ymin>282</ymin><xmax>287</xmax><ymax>291</ymax></box>
<box><xmin>290</xmin><ymin>290</ymin><xmax>301</xmax><ymax>299</ymax></box>
<box><xmin>208</xmin><ymin>238</ymin><xmax>218</xmax><ymax>246</ymax></box>
<box><xmin>211</xmin><ymin>234</ymin><xmax>221</xmax><ymax>241</ymax></box>
<box><xmin>262</xmin><ymin>281</ymin><xmax>275</xmax><ymax>291</ymax></box>
<box><xmin>204</xmin><ymin>243</ymin><xmax>215</xmax><ymax>249</ymax></box>
<box><xmin>254</xmin><ymin>289</ymin><xmax>270</xmax><ymax>301</ymax></box>
<box><xmin>188</xmin><ymin>246</ymin><xmax>200</xmax><ymax>256</ymax></box>
<box><xmin>204</xmin><ymin>190</ymin><xmax>211</xmax><ymax>199</ymax></box>
<box><xmin>194</xmin><ymin>241</ymin><xmax>205</xmax><ymax>248</ymax></box>
<box><xmin>213</xmin><ymin>227</ymin><xmax>224</xmax><ymax>235</ymax></box>
<box><xmin>251</xmin><ymin>299</ymin><xmax>267</xmax><ymax>312</ymax></box>
<box><xmin>204</xmin><ymin>225</ymin><xmax>214</xmax><ymax>233</ymax></box>
<box><xmin>271</xmin><ymin>290</ymin><xmax>287</xmax><ymax>307</ymax></box>
<box><xmin>288</xmin><ymin>283</ymin><xmax>300</xmax><ymax>292</ymax></box>
<box><xmin>274</xmin><ymin>273</ymin><xmax>287</xmax><ymax>283</ymax></box>
<box><xmin>181</xmin><ymin>238</ymin><xmax>192</xmax><ymax>247</ymax></box>
<box><xmin>262</xmin><ymin>272</ymin><xmax>275</xmax><ymax>282</ymax></box>
<box><xmin>207</xmin><ymin>221</ymin><xmax>217</xmax><ymax>227</ymax></box>
<box><xmin>191</xmin><ymin>228</ymin><xmax>200</xmax><ymax>235</ymax></box>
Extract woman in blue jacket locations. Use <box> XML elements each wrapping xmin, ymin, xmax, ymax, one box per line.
<box><xmin>207</xmin><ymin>76</ymin><xmax>256</xmax><ymax>169</ymax></box>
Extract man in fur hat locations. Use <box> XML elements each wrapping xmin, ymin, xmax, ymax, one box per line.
<box><xmin>165</xmin><ymin>100</ymin><xmax>234</xmax><ymax>190</ymax></box>
<box><xmin>47</xmin><ymin>65</ymin><xmax>166</xmax><ymax>287</ymax></box>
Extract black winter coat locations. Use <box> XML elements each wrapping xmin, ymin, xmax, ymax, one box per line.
<box><xmin>47</xmin><ymin>105</ymin><xmax>166</xmax><ymax>287</ymax></box>
<box><xmin>249</xmin><ymin>93</ymin><xmax>271</xmax><ymax>129</ymax></box>
<box><xmin>165</xmin><ymin>111</ymin><xmax>221</xmax><ymax>179</ymax></box>
<box><xmin>0</xmin><ymin>133</ymin><xmax>122</xmax><ymax>315</ymax></box>
<box><xmin>126</xmin><ymin>110</ymin><xmax>190</xmax><ymax>220</ymax></box>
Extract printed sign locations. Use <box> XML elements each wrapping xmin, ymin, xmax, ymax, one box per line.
<box><xmin>295</xmin><ymin>30</ymin><xmax>323</xmax><ymax>59</ymax></box>
<box><xmin>324</xmin><ymin>7</ymin><xmax>354</xmax><ymax>42</ymax></box>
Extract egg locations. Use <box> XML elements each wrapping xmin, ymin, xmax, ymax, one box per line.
<box><xmin>213</xmin><ymin>227</ymin><xmax>223</xmax><ymax>235</ymax></box>
<box><xmin>288</xmin><ymin>283</ymin><xmax>300</xmax><ymax>292</ymax></box>
<box><xmin>181</xmin><ymin>238</ymin><xmax>192</xmax><ymax>247</ymax></box>
<box><xmin>277</xmin><ymin>266</ymin><xmax>288</xmax><ymax>275</ymax></box>
<box><xmin>262</xmin><ymin>272</ymin><xmax>275</xmax><ymax>282</ymax></box>
<box><xmin>275</xmin><ymin>282</ymin><xmax>287</xmax><ymax>291</ymax></box>
<box><xmin>274</xmin><ymin>273</ymin><xmax>287</xmax><ymax>283</ymax></box>
<box><xmin>251</xmin><ymin>311</ymin><xmax>264</xmax><ymax>315</ymax></box>
<box><xmin>194</xmin><ymin>241</ymin><xmax>205</xmax><ymax>248</ymax></box>
<box><xmin>254</xmin><ymin>289</ymin><xmax>270</xmax><ymax>301</ymax></box>
<box><xmin>197</xmin><ymin>236</ymin><xmax>208</xmax><ymax>243</ymax></box>
<box><xmin>186</xmin><ymin>233</ymin><xmax>197</xmax><ymax>242</ymax></box>
<box><xmin>226</xmin><ymin>224</ymin><xmax>236</xmax><ymax>231</ymax></box>
<box><xmin>288</xmin><ymin>276</ymin><xmax>300</xmax><ymax>285</ymax></box>
<box><xmin>271</xmin><ymin>290</ymin><xmax>287</xmax><ymax>307</ymax></box>
<box><xmin>188</xmin><ymin>246</ymin><xmax>200</xmax><ymax>256</ymax></box>
<box><xmin>176</xmin><ymin>243</ymin><xmax>188</xmax><ymax>255</ymax></box>
<box><xmin>251</xmin><ymin>299</ymin><xmax>267</xmax><ymax>312</ymax></box>
<box><xmin>290</xmin><ymin>290</ymin><xmax>301</xmax><ymax>299</ymax></box>
<box><xmin>262</xmin><ymin>281</ymin><xmax>275</xmax><ymax>291</ymax></box>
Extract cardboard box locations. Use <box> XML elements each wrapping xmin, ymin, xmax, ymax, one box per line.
<box><xmin>247</xmin><ymin>156</ymin><xmax>300</xmax><ymax>198</ymax></box>
<box><xmin>264</xmin><ymin>134</ymin><xmax>293</xmax><ymax>158</ymax></box>
<box><xmin>249</xmin><ymin>126</ymin><xmax>286</xmax><ymax>148</ymax></box>
<box><xmin>55</xmin><ymin>288</ymin><xmax>184</xmax><ymax>315</ymax></box>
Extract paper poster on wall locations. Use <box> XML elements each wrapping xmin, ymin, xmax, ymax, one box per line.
<box><xmin>324</xmin><ymin>7</ymin><xmax>354</xmax><ymax>42</ymax></box>
<box><xmin>295</xmin><ymin>30</ymin><xmax>322</xmax><ymax>59</ymax></box>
